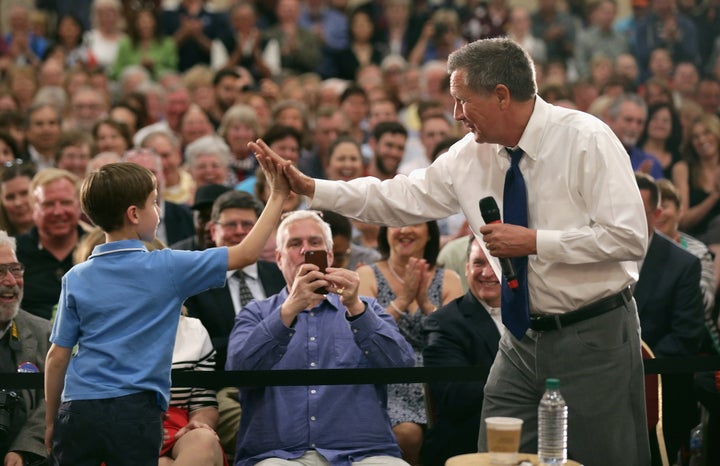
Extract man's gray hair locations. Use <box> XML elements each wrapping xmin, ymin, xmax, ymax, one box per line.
<box><xmin>276</xmin><ymin>211</ymin><xmax>333</xmax><ymax>252</ymax></box>
<box><xmin>447</xmin><ymin>38</ymin><xmax>537</xmax><ymax>101</ymax></box>
<box><xmin>607</xmin><ymin>93</ymin><xmax>647</xmax><ymax>121</ymax></box>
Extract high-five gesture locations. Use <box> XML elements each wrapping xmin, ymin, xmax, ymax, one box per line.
<box><xmin>249</xmin><ymin>139</ymin><xmax>316</xmax><ymax>197</ymax></box>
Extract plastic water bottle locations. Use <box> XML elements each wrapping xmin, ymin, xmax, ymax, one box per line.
<box><xmin>538</xmin><ymin>378</ymin><xmax>568</xmax><ymax>465</ymax></box>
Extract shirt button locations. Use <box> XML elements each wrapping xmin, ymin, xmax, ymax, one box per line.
<box><xmin>311</xmin><ymin>444</ymin><xmax>316</xmax><ymax>448</ymax></box>
<box><xmin>310</xmin><ymin>312</ymin><xmax>315</xmax><ymax>317</ymax></box>
<box><xmin>311</xmin><ymin>416</ymin><xmax>316</xmax><ymax>421</ymax></box>
<box><xmin>310</xmin><ymin>362</ymin><xmax>316</xmax><ymax>367</ymax></box>
<box><xmin>310</xmin><ymin>336</ymin><xmax>316</xmax><ymax>341</ymax></box>
<box><xmin>353</xmin><ymin>329</ymin><xmax>358</xmax><ymax>333</ymax></box>
<box><xmin>364</xmin><ymin>350</ymin><xmax>369</xmax><ymax>355</ymax></box>
<box><xmin>311</xmin><ymin>389</ymin><xmax>317</xmax><ymax>394</ymax></box>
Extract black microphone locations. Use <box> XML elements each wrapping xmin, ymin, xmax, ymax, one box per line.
<box><xmin>479</xmin><ymin>196</ymin><xmax>519</xmax><ymax>289</ymax></box>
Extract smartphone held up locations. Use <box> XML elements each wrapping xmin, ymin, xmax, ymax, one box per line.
<box><xmin>304</xmin><ymin>250</ymin><xmax>329</xmax><ymax>295</ymax></box>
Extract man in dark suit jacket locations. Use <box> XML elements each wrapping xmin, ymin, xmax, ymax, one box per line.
<box><xmin>421</xmin><ymin>237</ymin><xmax>502</xmax><ymax>466</ymax></box>
<box><xmin>183</xmin><ymin>190</ymin><xmax>285</xmax><ymax>459</ymax></box>
<box><xmin>634</xmin><ymin>173</ymin><xmax>704</xmax><ymax>465</ymax></box>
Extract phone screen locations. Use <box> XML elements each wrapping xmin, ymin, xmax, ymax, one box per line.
<box><xmin>304</xmin><ymin>250</ymin><xmax>329</xmax><ymax>294</ymax></box>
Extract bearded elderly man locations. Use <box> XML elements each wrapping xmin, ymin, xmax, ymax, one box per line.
<box><xmin>226</xmin><ymin>210</ymin><xmax>414</xmax><ymax>466</ymax></box>
<box><xmin>0</xmin><ymin>230</ymin><xmax>52</xmax><ymax>466</ymax></box>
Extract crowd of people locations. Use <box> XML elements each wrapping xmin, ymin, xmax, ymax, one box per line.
<box><xmin>1</xmin><ymin>0</ymin><xmax>720</xmax><ymax>465</ymax></box>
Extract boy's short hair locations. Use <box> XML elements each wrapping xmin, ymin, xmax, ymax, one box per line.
<box><xmin>81</xmin><ymin>162</ymin><xmax>156</xmax><ymax>233</ymax></box>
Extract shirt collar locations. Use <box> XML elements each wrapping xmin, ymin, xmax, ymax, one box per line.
<box><xmin>512</xmin><ymin>95</ymin><xmax>550</xmax><ymax>162</ymax></box>
<box><xmin>227</xmin><ymin>261</ymin><xmax>259</xmax><ymax>279</ymax></box>
<box><xmin>89</xmin><ymin>239</ymin><xmax>147</xmax><ymax>259</ymax></box>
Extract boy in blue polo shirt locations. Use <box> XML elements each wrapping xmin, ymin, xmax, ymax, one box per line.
<box><xmin>44</xmin><ymin>157</ymin><xmax>288</xmax><ymax>465</ymax></box>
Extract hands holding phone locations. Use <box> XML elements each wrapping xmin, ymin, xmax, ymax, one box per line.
<box><xmin>280</xmin><ymin>251</ymin><xmax>365</xmax><ymax>326</ymax></box>
<box><xmin>304</xmin><ymin>250</ymin><xmax>364</xmax><ymax>314</ymax></box>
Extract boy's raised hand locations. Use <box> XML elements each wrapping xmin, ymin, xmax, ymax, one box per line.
<box><xmin>252</xmin><ymin>139</ymin><xmax>290</xmax><ymax>197</ymax></box>
<box><xmin>250</xmin><ymin>139</ymin><xmax>316</xmax><ymax>198</ymax></box>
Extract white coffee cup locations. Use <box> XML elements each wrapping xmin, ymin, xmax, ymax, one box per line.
<box><xmin>485</xmin><ymin>416</ymin><xmax>524</xmax><ymax>465</ymax></box>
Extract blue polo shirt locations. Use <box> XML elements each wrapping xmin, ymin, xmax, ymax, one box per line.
<box><xmin>50</xmin><ymin>240</ymin><xmax>228</xmax><ymax>410</ymax></box>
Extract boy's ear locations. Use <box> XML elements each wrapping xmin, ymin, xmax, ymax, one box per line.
<box><xmin>127</xmin><ymin>205</ymin><xmax>140</xmax><ymax>225</ymax></box>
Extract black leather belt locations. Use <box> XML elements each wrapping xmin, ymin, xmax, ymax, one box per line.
<box><xmin>529</xmin><ymin>287</ymin><xmax>632</xmax><ymax>331</ymax></box>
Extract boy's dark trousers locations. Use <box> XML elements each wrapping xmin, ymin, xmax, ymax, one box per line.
<box><xmin>50</xmin><ymin>391</ymin><xmax>162</xmax><ymax>466</ymax></box>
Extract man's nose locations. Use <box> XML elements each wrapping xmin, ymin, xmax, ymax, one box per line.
<box><xmin>50</xmin><ymin>202</ymin><xmax>64</xmax><ymax>214</ymax></box>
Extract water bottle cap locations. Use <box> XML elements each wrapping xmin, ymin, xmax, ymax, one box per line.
<box><xmin>546</xmin><ymin>378</ymin><xmax>560</xmax><ymax>389</ymax></box>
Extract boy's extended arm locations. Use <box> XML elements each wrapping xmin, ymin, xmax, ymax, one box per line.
<box><xmin>227</xmin><ymin>146</ymin><xmax>289</xmax><ymax>270</ymax></box>
<box><xmin>44</xmin><ymin>344</ymin><xmax>72</xmax><ymax>452</ymax></box>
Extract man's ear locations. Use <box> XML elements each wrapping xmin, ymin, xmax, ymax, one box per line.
<box><xmin>127</xmin><ymin>205</ymin><xmax>140</xmax><ymax>225</ymax></box>
<box><xmin>494</xmin><ymin>84</ymin><xmax>511</xmax><ymax>109</ymax></box>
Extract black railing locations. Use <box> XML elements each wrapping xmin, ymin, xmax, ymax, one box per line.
<box><xmin>3</xmin><ymin>356</ymin><xmax>720</xmax><ymax>390</ymax></box>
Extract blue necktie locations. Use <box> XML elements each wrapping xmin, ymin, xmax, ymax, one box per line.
<box><xmin>502</xmin><ymin>148</ymin><xmax>530</xmax><ymax>339</ymax></box>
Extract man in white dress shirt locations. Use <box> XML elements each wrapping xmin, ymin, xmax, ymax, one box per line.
<box><xmin>255</xmin><ymin>38</ymin><xmax>650</xmax><ymax>466</ymax></box>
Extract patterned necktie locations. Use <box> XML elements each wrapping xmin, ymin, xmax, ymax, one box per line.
<box><xmin>501</xmin><ymin>148</ymin><xmax>530</xmax><ymax>339</ymax></box>
<box><xmin>236</xmin><ymin>271</ymin><xmax>255</xmax><ymax>307</ymax></box>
